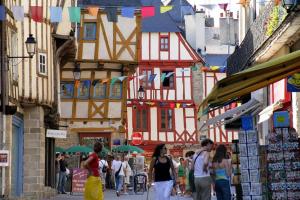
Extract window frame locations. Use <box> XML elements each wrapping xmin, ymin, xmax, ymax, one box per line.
<box><xmin>159</xmin><ymin>35</ymin><xmax>169</xmax><ymax>51</ymax></box>
<box><xmin>38</xmin><ymin>53</ymin><xmax>47</xmax><ymax>75</ymax></box>
<box><xmin>77</xmin><ymin>81</ymin><xmax>90</xmax><ymax>99</ymax></box>
<box><xmin>60</xmin><ymin>82</ymin><xmax>74</xmax><ymax>99</ymax></box>
<box><xmin>159</xmin><ymin>108</ymin><xmax>174</xmax><ymax>131</ymax></box>
<box><xmin>83</xmin><ymin>22</ymin><xmax>97</xmax><ymax>40</ymax></box>
<box><xmin>93</xmin><ymin>82</ymin><xmax>107</xmax><ymax>99</ymax></box>
<box><xmin>161</xmin><ymin>70</ymin><xmax>175</xmax><ymax>89</ymax></box>
<box><xmin>139</xmin><ymin>68</ymin><xmax>153</xmax><ymax>89</ymax></box>
<box><xmin>109</xmin><ymin>82</ymin><xmax>123</xmax><ymax>99</ymax></box>
<box><xmin>133</xmin><ymin>107</ymin><xmax>149</xmax><ymax>132</ymax></box>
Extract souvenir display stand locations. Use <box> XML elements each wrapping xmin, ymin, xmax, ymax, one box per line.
<box><xmin>232</xmin><ymin>139</ymin><xmax>243</xmax><ymax>200</ymax></box>
<box><xmin>237</xmin><ymin>130</ymin><xmax>268</xmax><ymax>200</ymax></box>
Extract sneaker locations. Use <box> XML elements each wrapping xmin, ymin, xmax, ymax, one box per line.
<box><xmin>61</xmin><ymin>192</ymin><xmax>67</xmax><ymax>194</ymax></box>
<box><xmin>123</xmin><ymin>192</ymin><xmax>129</xmax><ymax>195</ymax></box>
<box><xmin>116</xmin><ymin>191</ymin><xmax>120</xmax><ymax>197</ymax></box>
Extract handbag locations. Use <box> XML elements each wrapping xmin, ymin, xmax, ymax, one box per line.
<box><xmin>101</xmin><ymin>161</ymin><xmax>107</xmax><ymax>173</ymax></box>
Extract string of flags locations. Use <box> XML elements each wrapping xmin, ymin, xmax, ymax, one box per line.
<box><xmin>0</xmin><ymin>5</ymin><xmax>193</xmax><ymax>22</ymax></box>
<box><xmin>201</xmin><ymin>65</ymin><xmax>226</xmax><ymax>73</ymax></box>
<box><xmin>132</xmin><ymin>100</ymin><xmax>195</xmax><ymax>108</ymax></box>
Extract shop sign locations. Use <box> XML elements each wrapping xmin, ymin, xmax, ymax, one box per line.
<box><xmin>131</xmin><ymin>132</ymin><xmax>143</xmax><ymax>145</ymax></box>
<box><xmin>287</xmin><ymin>73</ymin><xmax>300</xmax><ymax>92</ymax></box>
<box><xmin>72</xmin><ymin>168</ymin><xmax>88</xmax><ymax>193</ymax></box>
<box><xmin>273</xmin><ymin>111</ymin><xmax>290</xmax><ymax>128</ymax></box>
<box><xmin>46</xmin><ymin>129</ymin><xmax>67</xmax><ymax>138</ymax></box>
<box><xmin>0</xmin><ymin>150</ymin><xmax>9</xmax><ymax>167</ymax></box>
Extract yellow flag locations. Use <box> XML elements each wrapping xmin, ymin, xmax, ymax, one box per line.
<box><xmin>176</xmin><ymin>103</ymin><xmax>180</xmax><ymax>108</ymax></box>
<box><xmin>211</xmin><ymin>66</ymin><xmax>220</xmax><ymax>71</ymax></box>
<box><xmin>87</xmin><ymin>6</ymin><xmax>99</xmax><ymax>17</ymax></box>
<box><xmin>160</xmin><ymin>6</ymin><xmax>173</xmax><ymax>13</ymax></box>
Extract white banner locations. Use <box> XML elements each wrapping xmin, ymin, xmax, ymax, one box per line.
<box><xmin>46</xmin><ymin>129</ymin><xmax>67</xmax><ymax>139</ymax></box>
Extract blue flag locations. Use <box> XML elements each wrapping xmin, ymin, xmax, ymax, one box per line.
<box><xmin>0</xmin><ymin>6</ymin><xmax>5</xmax><ymax>21</ymax></box>
<box><xmin>50</xmin><ymin>7</ymin><xmax>62</xmax><ymax>23</ymax></box>
<box><xmin>121</xmin><ymin>7</ymin><xmax>135</xmax><ymax>18</ymax></box>
<box><xmin>148</xmin><ymin>74</ymin><xmax>157</xmax><ymax>83</ymax></box>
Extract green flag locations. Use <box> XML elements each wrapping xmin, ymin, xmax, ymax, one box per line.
<box><xmin>68</xmin><ymin>7</ymin><xmax>81</xmax><ymax>23</ymax></box>
<box><xmin>161</xmin><ymin>73</ymin><xmax>167</xmax><ymax>82</ymax></box>
<box><xmin>110</xmin><ymin>77</ymin><xmax>118</xmax><ymax>85</ymax></box>
<box><xmin>192</xmin><ymin>65</ymin><xmax>198</xmax><ymax>71</ymax></box>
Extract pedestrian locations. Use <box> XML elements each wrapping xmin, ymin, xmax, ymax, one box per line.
<box><xmin>58</xmin><ymin>153</ymin><xmax>68</xmax><ymax>194</ymax></box>
<box><xmin>148</xmin><ymin>144</ymin><xmax>177</xmax><ymax>200</ymax></box>
<box><xmin>112</xmin><ymin>155</ymin><xmax>125</xmax><ymax>197</ymax></box>
<box><xmin>192</xmin><ymin>139</ymin><xmax>214</xmax><ymax>200</ymax></box>
<box><xmin>55</xmin><ymin>153</ymin><xmax>60</xmax><ymax>192</ymax></box>
<box><xmin>178</xmin><ymin>157</ymin><xmax>186</xmax><ymax>196</ymax></box>
<box><xmin>212</xmin><ymin>145</ymin><xmax>232</xmax><ymax>200</ymax></box>
<box><xmin>122</xmin><ymin>155</ymin><xmax>132</xmax><ymax>195</ymax></box>
<box><xmin>83</xmin><ymin>142</ymin><xmax>103</xmax><ymax>200</ymax></box>
<box><xmin>99</xmin><ymin>156</ymin><xmax>108</xmax><ymax>191</ymax></box>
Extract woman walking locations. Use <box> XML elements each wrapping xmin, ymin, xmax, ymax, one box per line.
<box><xmin>212</xmin><ymin>145</ymin><xmax>231</xmax><ymax>200</ymax></box>
<box><xmin>148</xmin><ymin>144</ymin><xmax>177</xmax><ymax>200</ymax></box>
<box><xmin>84</xmin><ymin>142</ymin><xmax>103</xmax><ymax>200</ymax></box>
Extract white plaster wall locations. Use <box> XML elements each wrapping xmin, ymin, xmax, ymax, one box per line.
<box><xmin>154</xmin><ymin>68</ymin><xmax>160</xmax><ymax>90</ymax></box>
<box><xmin>99</xmin><ymin>15</ymin><xmax>113</xmax><ymax>60</ymax></box>
<box><xmin>167</xmin><ymin>132</ymin><xmax>174</xmax><ymax>142</ymax></box>
<box><xmin>150</xmin><ymin>107</ymin><xmax>158</xmax><ymax>140</ymax></box>
<box><xmin>142</xmin><ymin>33</ymin><xmax>150</xmax><ymax>60</ymax></box>
<box><xmin>160</xmin><ymin>51</ymin><xmax>168</xmax><ymax>60</ymax></box>
<box><xmin>127</xmin><ymin>107</ymin><xmax>133</xmax><ymax>140</ymax></box>
<box><xmin>176</xmin><ymin>77</ymin><xmax>183</xmax><ymax>100</ymax></box>
<box><xmin>151</xmin><ymin>34</ymin><xmax>159</xmax><ymax>60</ymax></box>
<box><xmin>108</xmin><ymin>102</ymin><xmax>122</xmax><ymax>118</ymax></box>
<box><xmin>180</xmin><ymin>42</ymin><xmax>192</xmax><ymax>60</ymax></box>
<box><xmin>186</xmin><ymin>118</ymin><xmax>195</xmax><ymax>134</ymax></box>
<box><xmin>184</xmin><ymin>77</ymin><xmax>191</xmax><ymax>100</ymax></box>
<box><xmin>170</xmin><ymin>33</ymin><xmax>179</xmax><ymax>60</ymax></box>
<box><xmin>175</xmin><ymin>108</ymin><xmax>184</xmax><ymax>134</ymax></box>
<box><xmin>95</xmin><ymin>71</ymin><xmax>107</xmax><ymax>79</ymax></box>
<box><xmin>82</xmin><ymin>43</ymin><xmax>95</xmax><ymax>59</ymax></box>
<box><xmin>159</xmin><ymin>132</ymin><xmax>166</xmax><ymax>141</ymax></box>
<box><xmin>273</xmin><ymin>79</ymin><xmax>285</xmax><ymax>102</ymax></box>
<box><xmin>61</xmin><ymin>102</ymin><xmax>73</xmax><ymax>118</ymax></box>
<box><xmin>76</xmin><ymin>102</ymin><xmax>89</xmax><ymax>118</ymax></box>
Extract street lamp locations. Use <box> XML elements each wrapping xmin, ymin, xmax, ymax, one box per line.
<box><xmin>138</xmin><ymin>85</ymin><xmax>145</xmax><ymax>100</ymax></box>
<box><xmin>282</xmin><ymin>0</ymin><xmax>300</xmax><ymax>12</ymax></box>
<box><xmin>73</xmin><ymin>63</ymin><xmax>81</xmax><ymax>81</ymax></box>
<box><xmin>7</xmin><ymin>34</ymin><xmax>36</xmax><ymax>59</ymax></box>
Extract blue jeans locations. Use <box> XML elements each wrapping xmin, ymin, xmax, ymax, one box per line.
<box><xmin>215</xmin><ymin>179</ymin><xmax>231</xmax><ymax>200</ymax></box>
<box><xmin>58</xmin><ymin>171</ymin><xmax>67</xmax><ymax>193</ymax></box>
<box><xmin>115</xmin><ymin>175</ymin><xmax>124</xmax><ymax>192</ymax></box>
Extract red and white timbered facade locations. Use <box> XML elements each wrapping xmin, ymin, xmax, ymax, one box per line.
<box><xmin>202</xmin><ymin>70</ymin><xmax>238</xmax><ymax>143</ymax></box>
<box><xmin>127</xmin><ymin>32</ymin><xmax>203</xmax><ymax>145</ymax></box>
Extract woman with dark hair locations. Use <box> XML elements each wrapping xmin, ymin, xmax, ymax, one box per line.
<box><xmin>212</xmin><ymin>144</ymin><xmax>231</xmax><ymax>200</ymax></box>
<box><xmin>148</xmin><ymin>144</ymin><xmax>177</xmax><ymax>200</ymax></box>
<box><xmin>84</xmin><ymin>142</ymin><xmax>103</xmax><ymax>200</ymax></box>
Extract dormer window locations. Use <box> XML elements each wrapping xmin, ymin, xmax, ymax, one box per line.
<box><xmin>160</xmin><ymin>35</ymin><xmax>169</xmax><ymax>51</ymax></box>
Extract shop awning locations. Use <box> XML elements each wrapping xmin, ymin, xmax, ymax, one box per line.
<box><xmin>258</xmin><ymin>100</ymin><xmax>283</xmax><ymax>124</ymax></box>
<box><xmin>200</xmin><ymin>98</ymin><xmax>262</xmax><ymax>130</ymax></box>
<box><xmin>199</xmin><ymin>50</ymin><xmax>300</xmax><ymax>111</ymax></box>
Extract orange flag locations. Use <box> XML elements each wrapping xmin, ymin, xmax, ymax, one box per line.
<box><xmin>87</xmin><ymin>6</ymin><xmax>99</xmax><ymax>17</ymax></box>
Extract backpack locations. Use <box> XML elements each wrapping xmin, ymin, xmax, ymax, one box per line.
<box><xmin>101</xmin><ymin>160</ymin><xmax>107</xmax><ymax>173</ymax></box>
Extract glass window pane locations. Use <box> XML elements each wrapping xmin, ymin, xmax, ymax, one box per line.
<box><xmin>84</xmin><ymin>23</ymin><xmax>96</xmax><ymax>40</ymax></box>
<box><xmin>110</xmin><ymin>83</ymin><xmax>122</xmax><ymax>99</ymax></box>
<box><xmin>94</xmin><ymin>82</ymin><xmax>106</xmax><ymax>98</ymax></box>
<box><xmin>136</xmin><ymin>110</ymin><xmax>141</xmax><ymax>129</ymax></box>
<box><xmin>61</xmin><ymin>83</ymin><xmax>74</xmax><ymax>98</ymax></box>
<box><xmin>142</xmin><ymin>109</ymin><xmax>147</xmax><ymax>129</ymax></box>
<box><xmin>167</xmin><ymin>109</ymin><xmax>173</xmax><ymax>129</ymax></box>
<box><xmin>161</xmin><ymin>110</ymin><xmax>166</xmax><ymax>129</ymax></box>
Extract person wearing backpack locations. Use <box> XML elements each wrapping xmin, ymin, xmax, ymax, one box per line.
<box><xmin>148</xmin><ymin>144</ymin><xmax>177</xmax><ymax>200</ymax></box>
<box><xmin>99</xmin><ymin>156</ymin><xmax>108</xmax><ymax>191</ymax></box>
<box><xmin>112</xmin><ymin>155</ymin><xmax>125</xmax><ymax>197</ymax></box>
<box><xmin>122</xmin><ymin>155</ymin><xmax>132</xmax><ymax>195</ymax></box>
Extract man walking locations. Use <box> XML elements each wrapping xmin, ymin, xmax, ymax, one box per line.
<box><xmin>192</xmin><ymin>139</ymin><xmax>214</xmax><ymax>200</ymax></box>
<box><xmin>58</xmin><ymin>153</ymin><xmax>68</xmax><ymax>194</ymax></box>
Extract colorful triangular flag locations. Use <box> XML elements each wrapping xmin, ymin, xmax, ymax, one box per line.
<box><xmin>87</xmin><ymin>6</ymin><xmax>99</xmax><ymax>17</ymax></box>
<box><xmin>102</xmin><ymin>78</ymin><xmax>110</xmax><ymax>83</ymax></box>
<box><xmin>141</xmin><ymin>6</ymin><xmax>155</xmax><ymax>18</ymax></box>
<box><xmin>166</xmin><ymin>72</ymin><xmax>175</xmax><ymax>78</ymax></box>
<box><xmin>0</xmin><ymin>6</ymin><xmax>5</xmax><ymax>21</ymax></box>
<box><xmin>161</xmin><ymin>73</ymin><xmax>167</xmax><ymax>82</ymax></box>
<box><xmin>105</xmin><ymin>7</ymin><xmax>118</xmax><ymax>22</ymax></box>
<box><xmin>118</xmin><ymin>76</ymin><xmax>127</xmax><ymax>82</ymax></box>
<box><xmin>148</xmin><ymin>74</ymin><xmax>157</xmax><ymax>83</ymax></box>
<box><xmin>138</xmin><ymin>75</ymin><xmax>146</xmax><ymax>80</ymax></box>
<box><xmin>170</xmin><ymin>103</ymin><xmax>175</xmax><ymax>109</ymax></box>
<box><xmin>160</xmin><ymin>6</ymin><xmax>173</xmax><ymax>13</ymax></box>
<box><xmin>181</xmin><ymin>68</ymin><xmax>190</xmax><ymax>73</ymax></box>
<box><xmin>12</xmin><ymin>6</ymin><xmax>24</xmax><ymax>21</ymax></box>
<box><xmin>110</xmin><ymin>77</ymin><xmax>118</xmax><ymax>85</ymax></box>
<box><xmin>210</xmin><ymin>66</ymin><xmax>219</xmax><ymax>71</ymax></box>
<box><xmin>74</xmin><ymin>80</ymin><xmax>80</xmax><ymax>88</ymax></box>
<box><xmin>176</xmin><ymin>103</ymin><xmax>180</xmax><ymax>108</ymax></box>
<box><xmin>121</xmin><ymin>7</ymin><xmax>135</xmax><ymax>18</ymax></box>
<box><xmin>50</xmin><ymin>7</ymin><xmax>62</xmax><ymax>23</ymax></box>
<box><xmin>30</xmin><ymin>6</ymin><xmax>43</xmax><ymax>22</ymax></box>
<box><xmin>191</xmin><ymin>65</ymin><xmax>198</xmax><ymax>71</ymax></box>
<box><xmin>68</xmin><ymin>7</ymin><xmax>81</xmax><ymax>23</ymax></box>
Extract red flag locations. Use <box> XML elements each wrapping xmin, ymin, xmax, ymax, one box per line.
<box><xmin>218</xmin><ymin>3</ymin><xmax>228</xmax><ymax>11</ymax></box>
<box><xmin>141</xmin><ymin>6</ymin><xmax>155</xmax><ymax>18</ymax></box>
<box><xmin>170</xmin><ymin>103</ymin><xmax>175</xmax><ymax>109</ymax></box>
<box><xmin>30</xmin><ymin>6</ymin><xmax>43</xmax><ymax>22</ymax></box>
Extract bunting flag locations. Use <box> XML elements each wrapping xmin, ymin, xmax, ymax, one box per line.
<box><xmin>12</xmin><ymin>6</ymin><xmax>24</xmax><ymax>21</ymax></box>
<box><xmin>92</xmin><ymin>80</ymin><xmax>99</xmax><ymax>86</ymax></box>
<box><xmin>219</xmin><ymin>66</ymin><xmax>227</xmax><ymax>73</ymax></box>
<box><xmin>145</xmin><ymin>102</ymin><xmax>155</xmax><ymax>106</ymax></box>
<box><xmin>121</xmin><ymin>7</ymin><xmax>135</xmax><ymax>18</ymax></box>
<box><xmin>182</xmin><ymin>103</ymin><xmax>187</xmax><ymax>108</ymax></box>
<box><xmin>191</xmin><ymin>65</ymin><xmax>198</xmax><ymax>71</ymax></box>
<box><xmin>141</xmin><ymin>6</ymin><xmax>155</xmax><ymax>18</ymax></box>
<box><xmin>102</xmin><ymin>78</ymin><xmax>110</xmax><ymax>83</ymax></box>
<box><xmin>110</xmin><ymin>77</ymin><xmax>118</xmax><ymax>85</ymax></box>
<box><xmin>50</xmin><ymin>7</ymin><xmax>62</xmax><ymax>23</ymax></box>
<box><xmin>148</xmin><ymin>74</ymin><xmax>157</xmax><ymax>83</ymax></box>
<box><xmin>210</xmin><ymin>66</ymin><xmax>220</xmax><ymax>71</ymax></box>
<box><xmin>105</xmin><ymin>7</ymin><xmax>118</xmax><ymax>22</ymax></box>
<box><xmin>161</xmin><ymin>73</ymin><xmax>167</xmax><ymax>82</ymax></box>
<box><xmin>0</xmin><ymin>6</ymin><xmax>5</xmax><ymax>21</ymax></box>
<box><xmin>218</xmin><ymin>3</ymin><xmax>228</xmax><ymax>11</ymax></box>
<box><xmin>166</xmin><ymin>72</ymin><xmax>174</xmax><ymax>78</ymax></box>
<box><xmin>170</xmin><ymin>103</ymin><xmax>175</xmax><ymax>109</ymax></box>
<box><xmin>68</xmin><ymin>7</ymin><xmax>81</xmax><ymax>23</ymax></box>
<box><xmin>30</xmin><ymin>6</ymin><xmax>43</xmax><ymax>22</ymax></box>
<box><xmin>160</xmin><ymin>6</ymin><xmax>173</xmax><ymax>13</ymax></box>
<box><xmin>87</xmin><ymin>6</ymin><xmax>99</xmax><ymax>17</ymax></box>
<box><xmin>83</xmin><ymin>80</ymin><xmax>91</xmax><ymax>87</ymax></box>
<box><xmin>176</xmin><ymin>103</ymin><xmax>180</xmax><ymax>108</ymax></box>
<box><xmin>118</xmin><ymin>76</ymin><xmax>127</xmax><ymax>82</ymax></box>
<box><xmin>74</xmin><ymin>80</ymin><xmax>80</xmax><ymax>88</ymax></box>
<box><xmin>138</xmin><ymin>75</ymin><xmax>146</xmax><ymax>80</ymax></box>
<box><xmin>181</xmin><ymin>68</ymin><xmax>190</xmax><ymax>73</ymax></box>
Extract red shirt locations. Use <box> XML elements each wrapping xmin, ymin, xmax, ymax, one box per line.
<box><xmin>88</xmin><ymin>152</ymin><xmax>99</xmax><ymax>177</ymax></box>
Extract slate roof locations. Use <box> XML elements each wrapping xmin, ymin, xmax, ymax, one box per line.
<box><xmin>205</xmin><ymin>54</ymin><xmax>229</xmax><ymax>67</ymax></box>
<box><xmin>77</xmin><ymin>0</ymin><xmax>142</xmax><ymax>7</ymax></box>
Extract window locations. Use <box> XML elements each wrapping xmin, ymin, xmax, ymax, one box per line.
<box><xmin>10</xmin><ymin>31</ymin><xmax>18</xmax><ymax>81</ymax></box>
<box><xmin>160</xmin><ymin>109</ymin><xmax>173</xmax><ymax>131</ymax></box>
<box><xmin>60</xmin><ymin>83</ymin><xmax>74</xmax><ymax>98</ymax></box>
<box><xmin>39</xmin><ymin>53</ymin><xmax>47</xmax><ymax>75</ymax></box>
<box><xmin>160</xmin><ymin>36</ymin><xmax>169</xmax><ymax>51</ymax></box>
<box><xmin>134</xmin><ymin>108</ymin><xmax>148</xmax><ymax>131</ymax></box>
<box><xmin>140</xmin><ymin>69</ymin><xmax>152</xmax><ymax>89</ymax></box>
<box><xmin>162</xmin><ymin>70</ymin><xmax>174</xmax><ymax>88</ymax></box>
<box><xmin>110</xmin><ymin>82</ymin><xmax>122</xmax><ymax>99</ymax></box>
<box><xmin>83</xmin><ymin>22</ymin><xmax>96</xmax><ymax>40</ymax></box>
<box><xmin>93</xmin><ymin>82</ymin><xmax>107</xmax><ymax>99</ymax></box>
<box><xmin>77</xmin><ymin>81</ymin><xmax>90</xmax><ymax>99</ymax></box>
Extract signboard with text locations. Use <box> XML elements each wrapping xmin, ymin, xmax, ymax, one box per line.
<box><xmin>46</xmin><ymin>129</ymin><xmax>67</xmax><ymax>138</ymax></box>
<box><xmin>287</xmin><ymin>74</ymin><xmax>300</xmax><ymax>92</ymax></box>
<box><xmin>72</xmin><ymin>168</ymin><xmax>88</xmax><ymax>193</ymax></box>
<box><xmin>0</xmin><ymin>150</ymin><xmax>9</xmax><ymax>167</ymax></box>
<box><xmin>132</xmin><ymin>132</ymin><xmax>143</xmax><ymax>145</ymax></box>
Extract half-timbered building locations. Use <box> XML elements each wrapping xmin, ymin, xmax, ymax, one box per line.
<box><xmin>126</xmin><ymin>6</ymin><xmax>203</xmax><ymax>157</ymax></box>
<box><xmin>58</xmin><ymin>1</ymin><xmax>141</xmax><ymax>151</ymax></box>
<box><xmin>0</xmin><ymin>0</ymin><xmax>73</xmax><ymax>198</ymax></box>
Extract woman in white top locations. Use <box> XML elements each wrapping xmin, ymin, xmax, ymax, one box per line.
<box><xmin>112</xmin><ymin>155</ymin><xmax>125</xmax><ymax>197</ymax></box>
<box><xmin>122</xmin><ymin>156</ymin><xmax>132</xmax><ymax>195</ymax></box>
<box><xmin>99</xmin><ymin>157</ymin><xmax>108</xmax><ymax>191</ymax></box>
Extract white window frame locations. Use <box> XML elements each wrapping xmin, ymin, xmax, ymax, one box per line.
<box><xmin>38</xmin><ymin>53</ymin><xmax>47</xmax><ymax>75</ymax></box>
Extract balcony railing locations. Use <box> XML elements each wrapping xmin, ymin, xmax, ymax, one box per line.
<box><xmin>227</xmin><ymin>2</ymin><xmax>287</xmax><ymax>75</ymax></box>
